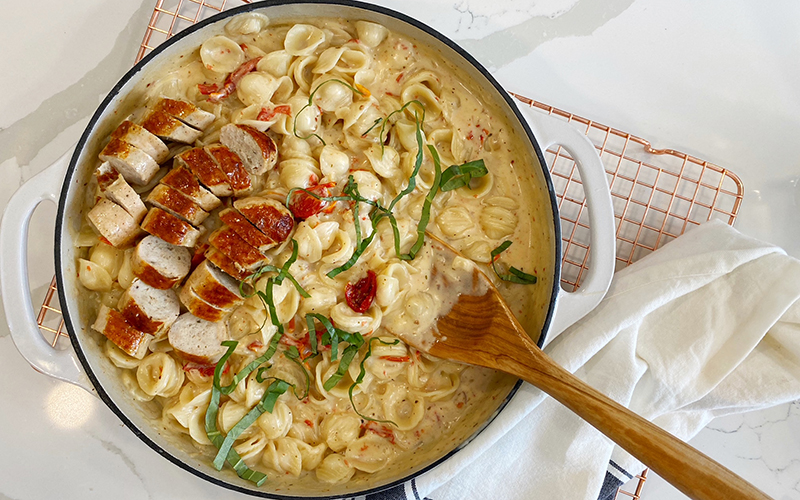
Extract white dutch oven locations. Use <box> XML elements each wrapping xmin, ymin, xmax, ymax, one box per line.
<box><xmin>0</xmin><ymin>1</ymin><xmax>615</xmax><ymax>497</ymax></box>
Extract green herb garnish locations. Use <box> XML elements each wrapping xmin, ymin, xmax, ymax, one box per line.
<box><xmin>361</xmin><ymin>117</ymin><xmax>383</xmax><ymax>137</ymax></box>
<box><xmin>490</xmin><ymin>241</ymin><xmax>538</xmax><ymax>284</ymax></box>
<box><xmin>348</xmin><ymin>337</ymin><xmax>400</xmax><ymax>424</ymax></box>
<box><xmin>322</xmin><ymin>338</ymin><xmax>364</xmax><ymax>391</ymax></box>
<box><xmin>400</xmin><ymin>144</ymin><xmax>443</xmax><ymax>260</ymax></box>
<box><xmin>211</xmin><ymin>378</ymin><xmax>291</xmax><ymax>470</ymax></box>
<box><xmin>205</xmin><ymin>341</ymin><xmax>269</xmax><ymax>485</ymax></box>
<box><xmin>439</xmin><ymin>159</ymin><xmax>489</xmax><ymax>192</ymax></box>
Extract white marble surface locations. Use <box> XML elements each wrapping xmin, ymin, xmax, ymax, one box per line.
<box><xmin>1</xmin><ymin>0</ymin><xmax>798</xmax><ymax>498</ymax></box>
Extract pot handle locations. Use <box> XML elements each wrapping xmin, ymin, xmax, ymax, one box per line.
<box><xmin>512</xmin><ymin>102</ymin><xmax>616</xmax><ymax>346</ymax></box>
<box><xmin>0</xmin><ymin>149</ymin><xmax>93</xmax><ymax>393</ymax></box>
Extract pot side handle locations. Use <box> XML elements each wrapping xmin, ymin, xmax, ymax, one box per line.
<box><xmin>512</xmin><ymin>101</ymin><xmax>616</xmax><ymax>347</ymax></box>
<box><xmin>0</xmin><ymin>149</ymin><xmax>93</xmax><ymax>393</ymax></box>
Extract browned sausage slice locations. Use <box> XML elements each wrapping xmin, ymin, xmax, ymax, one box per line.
<box><xmin>208</xmin><ymin>226</ymin><xmax>269</xmax><ymax>271</ymax></box>
<box><xmin>92</xmin><ymin>305</ymin><xmax>152</xmax><ymax>359</ymax></box>
<box><xmin>131</xmin><ymin>235</ymin><xmax>191</xmax><ymax>289</ymax></box>
<box><xmin>151</xmin><ymin>98</ymin><xmax>215</xmax><ymax>130</ymax></box>
<box><xmin>140</xmin><ymin>207</ymin><xmax>203</xmax><ymax>247</ymax></box>
<box><xmin>205</xmin><ymin>144</ymin><xmax>254</xmax><ymax>197</ymax></box>
<box><xmin>146</xmin><ymin>184</ymin><xmax>209</xmax><ymax>226</ymax></box>
<box><xmin>99</xmin><ymin>138</ymin><xmax>160</xmax><ymax>186</ymax></box>
<box><xmin>175</xmin><ymin>147</ymin><xmax>233</xmax><ymax>197</ymax></box>
<box><xmin>110</xmin><ymin>120</ymin><xmax>169</xmax><ymax>163</ymax></box>
<box><xmin>167</xmin><ymin>313</ymin><xmax>227</xmax><ymax>364</ymax></box>
<box><xmin>141</xmin><ymin>110</ymin><xmax>202</xmax><ymax>144</ymax></box>
<box><xmin>233</xmin><ymin>197</ymin><xmax>295</xmax><ymax>244</ymax></box>
<box><xmin>220</xmin><ymin>124</ymin><xmax>277</xmax><ymax>175</ymax></box>
<box><xmin>218</xmin><ymin>208</ymin><xmax>276</xmax><ymax>253</ymax></box>
<box><xmin>159</xmin><ymin>166</ymin><xmax>221</xmax><ymax>211</ymax></box>
<box><xmin>118</xmin><ymin>278</ymin><xmax>181</xmax><ymax>334</ymax></box>
<box><xmin>87</xmin><ymin>198</ymin><xmax>142</xmax><ymax>248</ymax></box>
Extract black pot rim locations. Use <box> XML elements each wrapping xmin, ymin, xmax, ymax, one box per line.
<box><xmin>55</xmin><ymin>1</ymin><xmax>562</xmax><ymax>498</ymax></box>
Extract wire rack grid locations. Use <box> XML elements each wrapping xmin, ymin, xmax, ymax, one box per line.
<box><xmin>34</xmin><ymin>1</ymin><xmax>746</xmax><ymax>499</ymax></box>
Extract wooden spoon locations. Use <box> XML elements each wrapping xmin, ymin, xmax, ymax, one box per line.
<box><xmin>391</xmin><ymin>238</ymin><xmax>772</xmax><ymax>500</ymax></box>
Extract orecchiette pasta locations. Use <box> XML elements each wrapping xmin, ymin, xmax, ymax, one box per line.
<box><xmin>316</xmin><ymin>453</ymin><xmax>355</xmax><ymax>484</ymax></box>
<box><xmin>78</xmin><ymin>258</ymin><xmax>112</xmax><ymax>292</ymax></box>
<box><xmin>137</xmin><ymin>352</ymin><xmax>184</xmax><ymax>398</ymax></box>
<box><xmin>283</xmin><ymin>24</ymin><xmax>326</xmax><ymax>56</ymax></box>
<box><xmin>355</xmin><ymin>21</ymin><xmax>388</xmax><ymax>48</ymax></box>
<box><xmin>320</xmin><ymin>413</ymin><xmax>361</xmax><ymax>452</ymax></box>
<box><xmin>225</xmin><ymin>12</ymin><xmax>270</xmax><ymax>36</ymax></box>
<box><xmin>480</xmin><ymin>196</ymin><xmax>520</xmax><ymax>240</ymax></box>
<box><xmin>200</xmin><ymin>35</ymin><xmax>245</xmax><ymax>73</ymax></box>
<box><xmin>257</xmin><ymin>400</ymin><xmax>293</xmax><ymax>439</ymax></box>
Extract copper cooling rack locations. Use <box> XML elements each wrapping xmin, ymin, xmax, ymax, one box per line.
<box><xmin>35</xmin><ymin>1</ymin><xmax>746</xmax><ymax>498</ymax></box>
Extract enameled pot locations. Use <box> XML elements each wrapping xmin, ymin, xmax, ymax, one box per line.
<box><xmin>0</xmin><ymin>1</ymin><xmax>615</xmax><ymax>497</ymax></box>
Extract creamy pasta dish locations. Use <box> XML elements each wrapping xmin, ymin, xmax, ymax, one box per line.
<box><xmin>75</xmin><ymin>12</ymin><xmax>554</xmax><ymax>492</ymax></box>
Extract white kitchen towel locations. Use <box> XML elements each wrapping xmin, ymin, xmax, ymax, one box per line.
<box><xmin>365</xmin><ymin>220</ymin><xmax>800</xmax><ymax>500</ymax></box>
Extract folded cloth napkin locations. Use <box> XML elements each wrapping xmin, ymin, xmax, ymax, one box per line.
<box><xmin>366</xmin><ymin>220</ymin><xmax>800</xmax><ymax>500</ymax></box>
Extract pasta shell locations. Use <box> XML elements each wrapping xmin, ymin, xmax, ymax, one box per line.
<box><xmin>284</xmin><ymin>24</ymin><xmax>326</xmax><ymax>56</ymax></box>
<box><xmin>356</xmin><ymin>21</ymin><xmax>388</xmax><ymax>48</ymax></box>
<box><xmin>200</xmin><ymin>35</ymin><xmax>245</xmax><ymax>74</ymax></box>
<box><xmin>225</xmin><ymin>12</ymin><xmax>269</xmax><ymax>36</ymax></box>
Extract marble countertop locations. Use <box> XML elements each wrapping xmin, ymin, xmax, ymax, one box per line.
<box><xmin>1</xmin><ymin>0</ymin><xmax>799</xmax><ymax>498</ymax></box>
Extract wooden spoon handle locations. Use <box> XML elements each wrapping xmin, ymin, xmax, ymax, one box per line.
<box><xmin>506</xmin><ymin>343</ymin><xmax>771</xmax><ymax>500</ymax></box>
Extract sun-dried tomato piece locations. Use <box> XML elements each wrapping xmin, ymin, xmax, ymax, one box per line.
<box><xmin>345</xmin><ymin>270</ymin><xmax>377</xmax><ymax>313</ymax></box>
<box><xmin>288</xmin><ymin>182</ymin><xmax>335</xmax><ymax>220</ymax></box>
<box><xmin>257</xmin><ymin>104</ymin><xmax>292</xmax><ymax>121</ymax></box>
<box><xmin>198</xmin><ymin>57</ymin><xmax>262</xmax><ymax>102</ymax></box>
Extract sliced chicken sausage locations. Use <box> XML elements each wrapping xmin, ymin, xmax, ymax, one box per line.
<box><xmin>131</xmin><ymin>235</ymin><xmax>191</xmax><ymax>289</ymax></box>
<box><xmin>93</xmin><ymin>305</ymin><xmax>152</xmax><ymax>359</ymax></box>
<box><xmin>220</xmin><ymin>124</ymin><xmax>277</xmax><ymax>175</ymax></box>
<box><xmin>175</xmin><ymin>147</ymin><xmax>233</xmax><ymax>197</ymax></box>
<box><xmin>140</xmin><ymin>207</ymin><xmax>204</xmax><ymax>247</ymax></box>
<box><xmin>184</xmin><ymin>260</ymin><xmax>244</xmax><ymax>310</ymax></box>
<box><xmin>233</xmin><ymin>197</ymin><xmax>295</xmax><ymax>245</ymax></box>
<box><xmin>205</xmin><ymin>144</ymin><xmax>253</xmax><ymax>197</ymax></box>
<box><xmin>159</xmin><ymin>166</ymin><xmax>221</xmax><ymax>211</ymax></box>
<box><xmin>151</xmin><ymin>98</ymin><xmax>215</xmax><ymax>130</ymax></box>
<box><xmin>168</xmin><ymin>313</ymin><xmax>227</xmax><ymax>364</ymax></box>
<box><xmin>110</xmin><ymin>120</ymin><xmax>169</xmax><ymax>164</ymax></box>
<box><xmin>141</xmin><ymin>110</ymin><xmax>202</xmax><ymax>144</ymax></box>
<box><xmin>87</xmin><ymin>198</ymin><xmax>142</xmax><ymax>248</ymax></box>
<box><xmin>99</xmin><ymin>138</ymin><xmax>160</xmax><ymax>186</ymax></box>
<box><xmin>117</xmin><ymin>278</ymin><xmax>180</xmax><ymax>335</ymax></box>
<box><xmin>146</xmin><ymin>184</ymin><xmax>209</xmax><ymax>226</ymax></box>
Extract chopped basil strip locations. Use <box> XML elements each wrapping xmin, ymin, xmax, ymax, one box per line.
<box><xmin>322</xmin><ymin>103</ymin><xmax>436</xmax><ymax>275</ymax></box>
<box><xmin>387</xmin><ymin>106</ymin><xmax>425</xmax><ymax>211</ymax></box>
<box><xmin>212</xmin><ymin>378</ymin><xmax>291</xmax><ymax>470</ymax></box>
<box><xmin>440</xmin><ymin>159</ymin><xmax>488</xmax><ymax>192</ymax></box>
<box><xmin>490</xmin><ymin>241</ymin><xmax>538</xmax><ymax>284</ymax></box>
<box><xmin>361</xmin><ymin>117</ymin><xmax>382</xmax><ymax>137</ymax></box>
<box><xmin>400</xmin><ymin>145</ymin><xmax>442</xmax><ymax>260</ymax></box>
<box><xmin>205</xmin><ymin>341</ymin><xmax>269</xmax><ymax>485</ymax></box>
<box><xmin>305</xmin><ymin>315</ymin><xmax>319</xmax><ymax>355</ymax></box>
<box><xmin>220</xmin><ymin>327</ymin><xmax>282</xmax><ymax>395</ymax></box>
<box><xmin>378</xmin><ymin>100</ymin><xmax>425</xmax><ymax>157</ymax></box>
<box><xmin>348</xmin><ymin>338</ymin><xmax>400</xmax><ymax>425</ymax></box>
<box><xmin>240</xmin><ymin>240</ymin><xmax>309</xmax><ymax>299</ymax></box>
<box><xmin>305</xmin><ymin>313</ymin><xmax>340</xmax><ymax>359</ymax></box>
<box><xmin>323</xmin><ymin>342</ymin><xmax>362</xmax><ymax>391</ymax></box>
